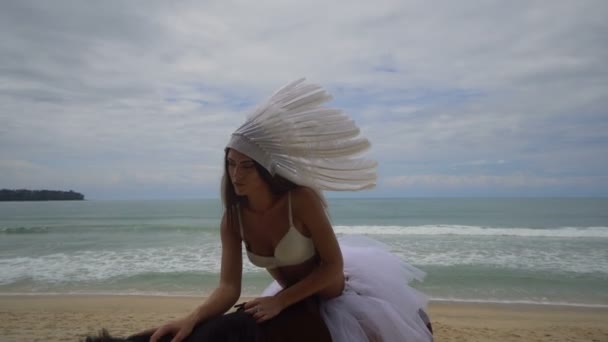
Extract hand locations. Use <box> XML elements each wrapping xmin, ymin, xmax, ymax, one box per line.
<box><xmin>244</xmin><ymin>296</ymin><xmax>285</xmax><ymax>323</ymax></box>
<box><xmin>150</xmin><ymin>315</ymin><xmax>196</xmax><ymax>342</ymax></box>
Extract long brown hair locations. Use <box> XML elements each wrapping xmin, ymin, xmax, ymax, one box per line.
<box><xmin>221</xmin><ymin>148</ymin><xmax>298</xmax><ymax>232</ymax></box>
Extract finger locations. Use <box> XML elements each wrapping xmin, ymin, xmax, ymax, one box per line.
<box><xmin>150</xmin><ymin>326</ymin><xmax>168</xmax><ymax>342</ymax></box>
<box><xmin>134</xmin><ymin>326</ymin><xmax>158</xmax><ymax>336</ymax></box>
<box><xmin>244</xmin><ymin>303</ymin><xmax>262</xmax><ymax>314</ymax></box>
<box><xmin>244</xmin><ymin>306</ymin><xmax>258</xmax><ymax>314</ymax></box>
<box><xmin>258</xmin><ymin>308</ymin><xmax>279</xmax><ymax>323</ymax></box>
<box><xmin>170</xmin><ymin>330</ymin><xmax>187</xmax><ymax>342</ymax></box>
<box><xmin>243</xmin><ymin>299</ymin><xmax>258</xmax><ymax>309</ymax></box>
<box><xmin>253</xmin><ymin>311</ymin><xmax>266</xmax><ymax>321</ymax></box>
<box><xmin>256</xmin><ymin>313</ymin><xmax>271</xmax><ymax>323</ymax></box>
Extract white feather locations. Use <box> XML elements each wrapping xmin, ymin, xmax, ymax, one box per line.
<box><xmin>227</xmin><ymin>78</ymin><xmax>377</xmax><ymax>192</ymax></box>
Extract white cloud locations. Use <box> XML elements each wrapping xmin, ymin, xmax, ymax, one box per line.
<box><xmin>384</xmin><ymin>174</ymin><xmax>605</xmax><ymax>189</ymax></box>
<box><xmin>1</xmin><ymin>0</ymin><xmax>607</xmax><ymax>198</ymax></box>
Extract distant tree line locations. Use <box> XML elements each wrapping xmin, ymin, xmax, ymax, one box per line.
<box><xmin>0</xmin><ymin>189</ymin><xmax>85</xmax><ymax>201</ymax></box>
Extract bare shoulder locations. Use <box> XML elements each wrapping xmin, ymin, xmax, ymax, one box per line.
<box><xmin>291</xmin><ymin>187</ymin><xmax>326</xmax><ymax>219</ymax></box>
<box><xmin>291</xmin><ymin>188</ymin><xmax>335</xmax><ymax>240</ymax></box>
<box><xmin>291</xmin><ymin>187</ymin><xmax>322</xmax><ymax>208</ymax></box>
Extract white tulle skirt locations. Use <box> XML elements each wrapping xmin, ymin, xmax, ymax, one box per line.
<box><xmin>262</xmin><ymin>235</ymin><xmax>433</xmax><ymax>342</ymax></box>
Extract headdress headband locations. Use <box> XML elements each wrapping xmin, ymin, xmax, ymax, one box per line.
<box><xmin>226</xmin><ymin>78</ymin><xmax>377</xmax><ymax>191</ymax></box>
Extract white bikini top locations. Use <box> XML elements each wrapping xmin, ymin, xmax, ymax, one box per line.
<box><xmin>237</xmin><ymin>192</ymin><xmax>316</xmax><ymax>269</ymax></box>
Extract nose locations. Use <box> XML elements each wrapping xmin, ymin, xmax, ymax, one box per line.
<box><xmin>231</xmin><ymin>165</ymin><xmax>244</xmax><ymax>181</ymax></box>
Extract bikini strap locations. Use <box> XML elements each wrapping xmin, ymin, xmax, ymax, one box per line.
<box><xmin>288</xmin><ymin>191</ymin><xmax>294</xmax><ymax>227</ymax></box>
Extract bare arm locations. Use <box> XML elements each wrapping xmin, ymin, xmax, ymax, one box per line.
<box><xmin>187</xmin><ymin>212</ymin><xmax>243</xmax><ymax>323</ymax></box>
<box><xmin>267</xmin><ymin>267</ymin><xmax>287</xmax><ymax>288</ymax></box>
<box><xmin>274</xmin><ymin>187</ymin><xmax>344</xmax><ymax>308</ymax></box>
<box><xmin>149</xmin><ymin>212</ymin><xmax>244</xmax><ymax>342</ymax></box>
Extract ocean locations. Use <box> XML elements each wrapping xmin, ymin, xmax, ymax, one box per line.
<box><xmin>1</xmin><ymin>198</ymin><xmax>607</xmax><ymax>307</ymax></box>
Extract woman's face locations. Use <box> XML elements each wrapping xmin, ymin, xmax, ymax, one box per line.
<box><xmin>226</xmin><ymin>149</ymin><xmax>265</xmax><ymax>196</ymax></box>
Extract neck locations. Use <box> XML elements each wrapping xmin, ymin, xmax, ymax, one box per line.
<box><xmin>245</xmin><ymin>186</ymin><xmax>278</xmax><ymax>214</ymax></box>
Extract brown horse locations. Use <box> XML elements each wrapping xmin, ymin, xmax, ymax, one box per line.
<box><xmin>84</xmin><ymin>297</ymin><xmax>331</xmax><ymax>342</ymax></box>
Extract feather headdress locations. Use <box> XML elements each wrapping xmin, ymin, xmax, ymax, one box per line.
<box><xmin>226</xmin><ymin>78</ymin><xmax>377</xmax><ymax>192</ymax></box>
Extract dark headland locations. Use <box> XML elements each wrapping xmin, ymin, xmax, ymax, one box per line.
<box><xmin>0</xmin><ymin>189</ymin><xmax>85</xmax><ymax>201</ymax></box>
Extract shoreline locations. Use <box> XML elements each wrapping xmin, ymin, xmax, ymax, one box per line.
<box><xmin>1</xmin><ymin>294</ymin><xmax>607</xmax><ymax>341</ymax></box>
<box><xmin>2</xmin><ymin>292</ymin><xmax>606</xmax><ymax>309</ymax></box>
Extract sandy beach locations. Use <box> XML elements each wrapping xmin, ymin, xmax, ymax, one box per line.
<box><xmin>0</xmin><ymin>295</ymin><xmax>606</xmax><ymax>342</ymax></box>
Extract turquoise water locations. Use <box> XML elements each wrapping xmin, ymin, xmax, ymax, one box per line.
<box><xmin>1</xmin><ymin>198</ymin><xmax>607</xmax><ymax>307</ymax></box>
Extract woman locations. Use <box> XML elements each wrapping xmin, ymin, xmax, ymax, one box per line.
<box><xmin>148</xmin><ymin>79</ymin><xmax>433</xmax><ymax>342</ymax></box>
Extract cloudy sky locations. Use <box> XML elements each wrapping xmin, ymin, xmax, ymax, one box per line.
<box><xmin>1</xmin><ymin>1</ymin><xmax>607</xmax><ymax>199</ymax></box>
